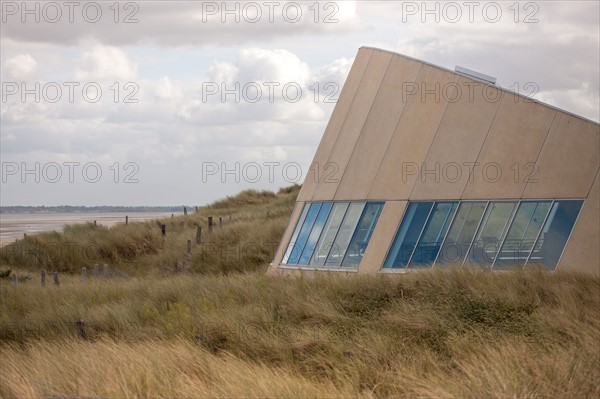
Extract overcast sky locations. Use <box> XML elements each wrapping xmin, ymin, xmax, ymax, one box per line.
<box><xmin>1</xmin><ymin>0</ymin><xmax>598</xmax><ymax>206</ymax></box>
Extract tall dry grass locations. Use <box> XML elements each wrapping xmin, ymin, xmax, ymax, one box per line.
<box><xmin>1</xmin><ymin>268</ymin><xmax>599</xmax><ymax>398</ymax></box>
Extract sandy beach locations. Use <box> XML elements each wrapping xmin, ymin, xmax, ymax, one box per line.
<box><xmin>0</xmin><ymin>212</ymin><xmax>178</xmax><ymax>247</ymax></box>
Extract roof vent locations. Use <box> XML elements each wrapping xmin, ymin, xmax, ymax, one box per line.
<box><xmin>454</xmin><ymin>66</ymin><xmax>497</xmax><ymax>85</ymax></box>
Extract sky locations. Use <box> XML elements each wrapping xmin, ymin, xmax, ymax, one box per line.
<box><xmin>1</xmin><ymin>0</ymin><xmax>599</xmax><ymax>206</ymax></box>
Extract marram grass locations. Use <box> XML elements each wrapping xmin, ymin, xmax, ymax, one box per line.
<box><xmin>1</xmin><ymin>269</ymin><xmax>598</xmax><ymax>398</ymax></box>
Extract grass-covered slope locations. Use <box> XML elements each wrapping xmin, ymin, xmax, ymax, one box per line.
<box><xmin>1</xmin><ymin>185</ymin><xmax>301</xmax><ymax>276</ymax></box>
<box><xmin>1</xmin><ymin>269</ymin><xmax>599</xmax><ymax>397</ymax></box>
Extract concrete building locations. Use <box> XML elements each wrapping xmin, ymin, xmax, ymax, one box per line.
<box><xmin>271</xmin><ymin>47</ymin><xmax>600</xmax><ymax>276</ymax></box>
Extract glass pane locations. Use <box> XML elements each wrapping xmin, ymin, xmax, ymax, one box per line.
<box><xmin>325</xmin><ymin>203</ymin><xmax>365</xmax><ymax>267</ymax></box>
<box><xmin>528</xmin><ymin>200</ymin><xmax>583</xmax><ymax>270</ymax></box>
<box><xmin>383</xmin><ymin>202</ymin><xmax>433</xmax><ymax>268</ymax></box>
<box><xmin>341</xmin><ymin>202</ymin><xmax>384</xmax><ymax>268</ymax></box>
<box><xmin>282</xmin><ymin>204</ymin><xmax>309</xmax><ymax>264</ymax></box>
<box><xmin>298</xmin><ymin>203</ymin><xmax>333</xmax><ymax>265</ymax></box>
<box><xmin>409</xmin><ymin>202</ymin><xmax>458</xmax><ymax>267</ymax></box>
<box><xmin>436</xmin><ymin>202</ymin><xmax>486</xmax><ymax>265</ymax></box>
<box><xmin>467</xmin><ymin>202</ymin><xmax>517</xmax><ymax>266</ymax></box>
<box><xmin>286</xmin><ymin>203</ymin><xmax>321</xmax><ymax>265</ymax></box>
<box><xmin>495</xmin><ymin>201</ymin><xmax>551</xmax><ymax>268</ymax></box>
<box><xmin>309</xmin><ymin>203</ymin><xmax>349</xmax><ymax>266</ymax></box>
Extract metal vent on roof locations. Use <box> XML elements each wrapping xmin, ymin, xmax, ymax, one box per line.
<box><xmin>455</xmin><ymin>66</ymin><xmax>497</xmax><ymax>85</ymax></box>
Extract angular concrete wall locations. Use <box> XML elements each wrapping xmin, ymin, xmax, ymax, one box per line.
<box><xmin>274</xmin><ymin>47</ymin><xmax>600</xmax><ymax>276</ymax></box>
<box><xmin>559</xmin><ymin>172</ymin><xmax>600</xmax><ymax>276</ymax></box>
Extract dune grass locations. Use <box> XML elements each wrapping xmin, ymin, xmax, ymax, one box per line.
<box><xmin>1</xmin><ymin>268</ymin><xmax>599</xmax><ymax>398</ymax></box>
<box><xmin>1</xmin><ymin>185</ymin><xmax>599</xmax><ymax>397</ymax></box>
<box><xmin>0</xmin><ymin>186</ymin><xmax>300</xmax><ymax>276</ymax></box>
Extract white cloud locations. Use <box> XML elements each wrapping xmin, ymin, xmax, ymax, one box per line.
<box><xmin>74</xmin><ymin>45</ymin><xmax>138</xmax><ymax>81</ymax></box>
<box><xmin>3</xmin><ymin>54</ymin><xmax>38</xmax><ymax>80</ymax></box>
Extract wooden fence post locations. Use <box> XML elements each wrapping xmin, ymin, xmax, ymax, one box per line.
<box><xmin>219</xmin><ymin>217</ymin><xmax>222</xmax><ymax>228</ymax></box>
<box><xmin>103</xmin><ymin>264</ymin><xmax>109</xmax><ymax>279</ymax></box>
<box><xmin>11</xmin><ymin>274</ymin><xmax>17</xmax><ymax>287</ymax></box>
<box><xmin>187</xmin><ymin>240</ymin><xmax>192</xmax><ymax>254</ymax></box>
<box><xmin>184</xmin><ymin>207</ymin><xmax>188</xmax><ymax>216</ymax></box>
<box><xmin>93</xmin><ymin>264</ymin><xmax>99</xmax><ymax>277</ymax></box>
<box><xmin>53</xmin><ymin>272</ymin><xmax>59</xmax><ymax>286</ymax></box>
<box><xmin>208</xmin><ymin>217</ymin><xmax>213</xmax><ymax>232</ymax></box>
<box><xmin>196</xmin><ymin>226</ymin><xmax>202</xmax><ymax>244</ymax></box>
<box><xmin>161</xmin><ymin>224</ymin><xmax>166</xmax><ymax>237</ymax></box>
<box><xmin>82</xmin><ymin>267</ymin><xmax>87</xmax><ymax>283</ymax></box>
<box><xmin>41</xmin><ymin>271</ymin><xmax>46</xmax><ymax>287</ymax></box>
<box><xmin>125</xmin><ymin>215</ymin><xmax>128</xmax><ymax>225</ymax></box>
<box><xmin>76</xmin><ymin>319</ymin><xmax>85</xmax><ymax>339</ymax></box>
<box><xmin>94</xmin><ymin>220</ymin><xmax>97</xmax><ymax>226</ymax></box>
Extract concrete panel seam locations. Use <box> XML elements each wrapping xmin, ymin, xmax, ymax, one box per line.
<box><xmin>365</xmin><ymin>63</ymin><xmax>424</xmax><ymax>198</ymax></box>
<box><xmin>519</xmin><ymin>112</ymin><xmax>557</xmax><ymax>199</ymax></box>
<box><xmin>459</xmin><ymin>91</ymin><xmax>503</xmax><ymax>199</ymax></box>
<box><xmin>331</xmin><ymin>51</ymin><xmax>394</xmax><ymax>199</ymax></box>
<box><xmin>585</xmin><ymin>169</ymin><xmax>600</xmax><ymax>199</ymax></box>
<box><xmin>407</xmin><ymin>77</ymin><xmax>461</xmax><ymax>199</ymax></box>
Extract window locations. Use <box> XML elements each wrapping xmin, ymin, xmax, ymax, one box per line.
<box><xmin>383</xmin><ymin>200</ymin><xmax>584</xmax><ymax>271</ymax></box>
<box><xmin>285</xmin><ymin>203</ymin><xmax>321</xmax><ymax>265</ymax></box>
<box><xmin>467</xmin><ymin>202</ymin><xmax>517</xmax><ymax>265</ymax></box>
<box><xmin>409</xmin><ymin>202</ymin><xmax>458</xmax><ymax>267</ymax></box>
<box><xmin>495</xmin><ymin>201</ymin><xmax>551</xmax><ymax>268</ymax></box>
<box><xmin>437</xmin><ymin>202</ymin><xmax>486</xmax><ymax>266</ymax></box>
<box><xmin>298</xmin><ymin>202</ymin><xmax>333</xmax><ymax>265</ymax></box>
<box><xmin>342</xmin><ymin>203</ymin><xmax>384</xmax><ymax>267</ymax></box>
<box><xmin>310</xmin><ymin>203</ymin><xmax>349</xmax><ymax>267</ymax></box>
<box><xmin>527</xmin><ymin>200</ymin><xmax>583</xmax><ymax>269</ymax></box>
<box><xmin>383</xmin><ymin>202</ymin><xmax>433</xmax><ymax>268</ymax></box>
<box><xmin>282</xmin><ymin>201</ymin><xmax>383</xmax><ymax>269</ymax></box>
<box><xmin>324</xmin><ymin>203</ymin><xmax>365</xmax><ymax>267</ymax></box>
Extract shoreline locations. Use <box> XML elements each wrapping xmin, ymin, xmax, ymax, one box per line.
<box><xmin>0</xmin><ymin>212</ymin><xmax>179</xmax><ymax>247</ymax></box>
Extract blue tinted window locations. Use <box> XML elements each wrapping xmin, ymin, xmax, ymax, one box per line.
<box><xmin>467</xmin><ymin>202</ymin><xmax>517</xmax><ymax>266</ymax></box>
<box><xmin>298</xmin><ymin>202</ymin><xmax>333</xmax><ymax>265</ymax></box>
<box><xmin>495</xmin><ymin>201</ymin><xmax>551</xmax><ymax>268</ymax></box>
<box><xmin>528</xmin><ymin>200</ymin><xmax>583</xmax><ymax>270</ymax></box>
<box><xmin>310</xmin><ymin>203</ymin><xmax>349</xmax><ymax>267</ymax></box>
<box><xmin>325</xmin><ymin>203</ymin><xmax>365</xmax><ymax>267</ymax></box>
<box><xmin>342</xmin><ymin>203</ymin><xmax>384</xmax><ymax>267</ymax></box>
<box><xmin>410</xmin><ymin>202</ymin><xmax>458</xmax><ymax>267</ymax></box>
<box><xmin>384</xmin><ymin>202</ymin><xmax>433</xmax><ymax>268</ymax></box>
<box><xmin>282</xmin><ymin>204</ymin><xmax>309</xmax><ymax>264</ymax></box>
<box><xmin>286</xmin><ymin>203</ymin><xmax>321</xmax><ymax>265</ymax></box>
<box><xmin>436</xmin><ymin>202</ymin><xmax>486</xmax><ymax>266</ymax></box>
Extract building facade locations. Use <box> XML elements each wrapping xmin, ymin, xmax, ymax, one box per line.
<box><xmin>270</xmin><ymin>47</ymin><xmax>600</xmax><ymax>276</ymax></box>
